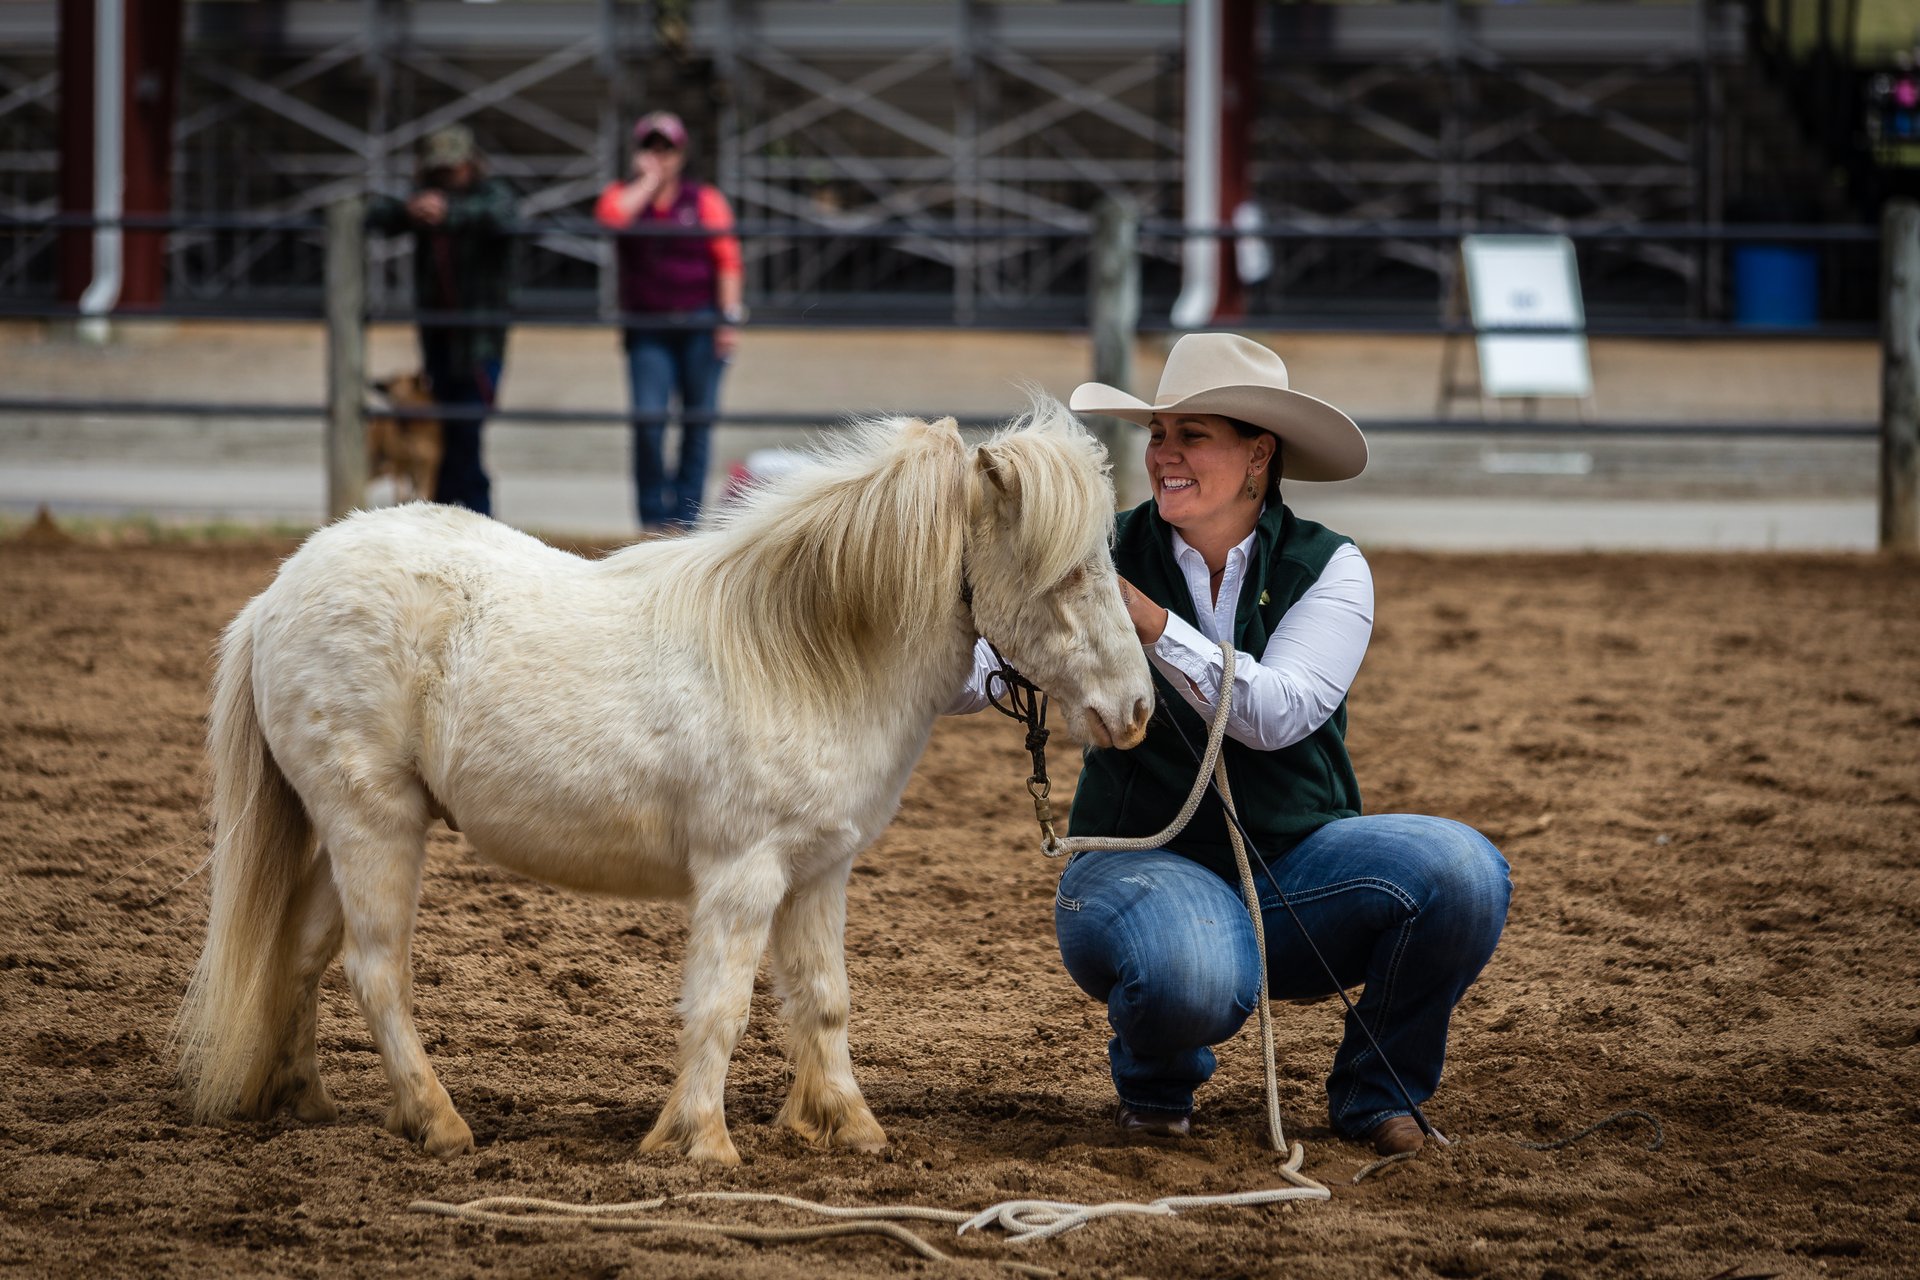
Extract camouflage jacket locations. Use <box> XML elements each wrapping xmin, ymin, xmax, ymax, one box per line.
<box><xmin>367</xmin><ymin>176</ymin><xmax>517</xmax><ymax>372</ymax></box>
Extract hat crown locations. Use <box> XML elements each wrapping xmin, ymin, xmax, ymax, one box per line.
<box><xmin>1157</xmin><ymin>333</ymin><xmax>1290</xmax><ymax>406</ymax></box>
<box><xmin>422</xmin><ymin>124</ymin><xmax>475</xmax><ymax>168</ymax></box>
<box><xmin>633</xmin><ymin>110</ymin><xmax>689</xmax><ymax>147</ymax></box>
<box><xmin>1067</xmin><ymin>332</ymin><xmax>1366</xmax><ymax>481</ymax></box>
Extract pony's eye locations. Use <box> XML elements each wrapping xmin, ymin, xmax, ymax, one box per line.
<box><xmin>1058</xmin><ymin>565</ymin><xmax>1087</xmax><ymax>591</ymax></box>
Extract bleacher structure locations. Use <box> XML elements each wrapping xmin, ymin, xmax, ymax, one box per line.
<box><xmin>0</xmin><ymin>1</ymin><xmax>1891</xmax><ymax>325</ymax></box>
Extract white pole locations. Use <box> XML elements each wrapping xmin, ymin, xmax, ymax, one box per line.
<box><xmin>77</xmin><ymin>0</ymin><xmax>124</xmax><ymax>344</ymax></box>
<box><xmin>1170</xmin><ymin>0</ymin><xmax>1220</xmax><ymax>330</ymax></box>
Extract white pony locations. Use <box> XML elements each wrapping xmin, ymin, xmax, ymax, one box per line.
<box><xmin>176</xmin><ymin>404</ymin><xmax>1152</xmax><ymax>1164</ymax></box>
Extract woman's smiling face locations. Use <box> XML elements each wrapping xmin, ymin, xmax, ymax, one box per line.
<box><xmin>1145</xmin><ymin>412</ymin><xmax>1272</xmax><ymax>530</ymax></box>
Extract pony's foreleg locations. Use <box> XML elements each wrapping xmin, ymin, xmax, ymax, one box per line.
<box><xmin>329</xmin><ymin>812</ymin><xmax>473</xmax><ymax>1158</ymax></box>
<box><xmin>641</xmin><ymin>860</ymin><xmax>786</xmax><ymax>1166</ymax></box>
<box><xmin>771</xmin><ymin>864</ymin><xmax>886</xmax><ymax>1152</ymax></box>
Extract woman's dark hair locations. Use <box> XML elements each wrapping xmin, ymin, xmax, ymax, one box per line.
<box><xmin>1224</xmin><ymin>417</ymin><xmax>1282</xmax><ymax>497</ymax></box>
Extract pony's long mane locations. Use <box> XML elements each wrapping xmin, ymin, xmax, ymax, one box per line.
<box><xmin>628</xmin><ymin>416</ymin><xmax>971</xmax><ymax>705</ymax></box>
<box><xmin>976</xmin><ymin>398</ymin><xmax>1118</xmax><ymax>590</ymax></box>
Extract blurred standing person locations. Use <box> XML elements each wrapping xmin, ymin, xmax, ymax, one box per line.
<box><xmin>595</xmin><ymin>110</ymin><xmax>745</xmax><ymax>530</ymax></box>
<box><xmin>366</xmin><ymin>124</ymin><xmax>516</xmax><ymax>515</ymax></box>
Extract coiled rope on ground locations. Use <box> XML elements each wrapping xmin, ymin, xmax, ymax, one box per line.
<box><xmin>411</xmin><ymin>648</ymin><xmax>1333</xmax><ymax>1265</ymax></box>
<box><xmin>410</xmin><ymin>642</ymin><xmax>1660</xmax><ymax>1264</ymax></box>
<box><xmin>409</xmin><ymin>1142</ymin><xmax>1330</xmax><ymax>1271</ymax></box>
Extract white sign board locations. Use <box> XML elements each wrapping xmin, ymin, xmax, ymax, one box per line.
<box><xmin>1462</xmin><ymin>234</ymin><xmax>1592</xmax><ymax>399</ymax></box>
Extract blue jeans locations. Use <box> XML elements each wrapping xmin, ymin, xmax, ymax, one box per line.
<box><xmin>1054</xmin><ymin>814</ymin><xmax>1511</xmax><ymax>1138</ymax></box>
<box><xmin>624</xmin><ymin>321</ymin><xmax>724</xmax><ymax>528</ymax></box>
<box><xmin>420</xmin><ymin>343</ymin><xmax>499</xmax><ymax>517</ymax></box>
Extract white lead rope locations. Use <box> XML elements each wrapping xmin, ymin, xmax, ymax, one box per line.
<box><xmin>956</xmin><ymin>1140</ymin><xmax>1326</xmax><ymax>1243</ymax></box>
<box><xmin>410</xmin><ymin>1141</ymin><xmax>1329</xmax><ymax>1267</ymax></box>
<box><xmin>1044</xmin><ymin>644</ymin><xmax>1293</xmax><ymax>1159</ymax></box>
<box><xmin>410</xmin><ymin>644</ymin><xmax>1330</xmax><ymax>1267</ymax></box>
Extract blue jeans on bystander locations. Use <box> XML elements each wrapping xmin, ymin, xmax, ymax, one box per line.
<box><xmin>420</xmin><ymin>342</ymin><xmax>499</xmax><ymax>517</ymax></box>
<box><xmin>624</xmin><ymin>319</ymin><xmax>724</xmax><ymax>529</ymax></box>
<box><xmin>1053</xmin><ymin>813</ymin><xmax>1510</xmax><ymax>1139</ymax></box>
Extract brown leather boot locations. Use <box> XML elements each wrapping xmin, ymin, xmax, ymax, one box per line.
<box><xmin>1113</xmin><ymin>1104</ymin><xmax>1192</xmax><ymax>1140</ymax></box>
<box><xmin>1366</xmin><ymin>1114</ymin><xmax>1426</xmax><ymax>1156</ymax></box>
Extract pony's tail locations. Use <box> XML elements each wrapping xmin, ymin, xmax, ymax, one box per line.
<box><xmin>175</xmin><ymin>603</ymin><xmax>313</xmax><ymax>1121</ymax></box>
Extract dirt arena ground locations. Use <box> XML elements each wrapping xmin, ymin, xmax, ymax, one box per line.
<box><xmin>2</xmin><ymin>527</ymin><xmax>1917</xmax><ymax>1278</ymax></box>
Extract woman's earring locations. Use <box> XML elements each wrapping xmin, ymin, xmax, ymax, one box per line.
<box><xmin>1245</xmin><ymin>470</ymin><xmax>1262</xmax><ymax>501</ymax></box>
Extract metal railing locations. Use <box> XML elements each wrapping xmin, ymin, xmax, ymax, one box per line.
<box><xmin>4</xmin><ymin>199</ymin><xmax>1912</xmax><ymax>548</ymax></box>
<box><xmin>1</xmin><ymin>208</ymin><xmax>1886</xmax><ymax>336</ymax></box>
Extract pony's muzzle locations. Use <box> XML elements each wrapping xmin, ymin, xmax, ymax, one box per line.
<box><xmin>1085</xmin><ymin>698</ymin><xmax>1152</xmax><ymax>750</ymax></box>
<box><xmin>1082</xmin><ymin>709</ymin><xmax>1115</xmax><ymax>749</ymax></box>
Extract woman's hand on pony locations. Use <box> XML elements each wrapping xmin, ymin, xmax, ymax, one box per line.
<box><xmin>1118</xmin><ymin>575</ymin><xmax>1168</xmax><ymax>646</ymax></box>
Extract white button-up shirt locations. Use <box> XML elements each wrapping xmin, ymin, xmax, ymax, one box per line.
<box><xmin>948</xmin><ymin>525</ymin><xmax>1374</xmax><ymax>752</ymax></box>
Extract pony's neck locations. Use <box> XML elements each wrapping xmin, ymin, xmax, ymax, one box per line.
<box><xmin>663</xmin><ymin>426</ymin><xmax>972</xmax><ymax>713</ymax></box>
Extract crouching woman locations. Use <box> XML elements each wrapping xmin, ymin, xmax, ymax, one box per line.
<box><xmin>950</xmin><ymin>334</ymin><xmax>1511</xmax><ymax>1155</ymax></box>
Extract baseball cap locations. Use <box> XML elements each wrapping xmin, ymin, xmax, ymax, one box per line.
<box><xmin>632</xmin><ymin>110</ymin><xmax>689</xmax><ymax>150</ymax></box>
<box><xmin>421</xmin><ymin>124</ymin><xmax>476</xmax><ymax>170</ymax></box>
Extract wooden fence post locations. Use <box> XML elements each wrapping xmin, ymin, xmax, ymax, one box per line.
<box><xmin>1090</xmin><ymin>197</ymin><xmax>1148</xmax><ymax>508</ymax></box>
<box><xmin>325</xmin><ymin>195</ymin><xmax>368</xmax><ymax>523</ymax></box>
<box><xmin>1884</xmin><ymin>200</ymin><xmax>1920</xmax><ymax>555</ymax></box>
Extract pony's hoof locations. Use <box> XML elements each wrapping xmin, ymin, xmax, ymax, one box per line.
<box><xmin>779</xmin><ymin>1101</ymin><xmax>888</xmax><ymax>1153</ymax></box>
<box><xmin>423</xmin><ymin>1113</ymin><xmax>475</xmax><ymax>1159</ymax></box>
<box><xmin>641</xmin><ymin>1114</ymin><xmax>740</xmax><ymax>1165</ymax></box>
<box><xmin>832</xmin><ymin>1111</ymin><xmax>888</xmax><ymax>1154</ymax></box>
<box><xmin>687</xmin><ymin>1133</ymin><xmax>742</xmax><ymax>1166</ymax></box>
<box><xmin>291</xmin><ymin>1086</ymin><xmax>338</xmax><ymax>1124</ymax></box>
<box><xmin>387</xmin><ymin>1102</ymin><xmax>474</xmax><ymax>1158</ymax></box>
<box><xmin>253</xmin><ymin>1072</ymin><xmax>336</xmax><ymax>1124</ymax></box>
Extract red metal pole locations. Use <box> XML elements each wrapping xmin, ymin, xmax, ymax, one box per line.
<box><xmin>122</xmin><ymin>0</ymin><xmax>183</xmax><ymax>306</ymax></box>
<box><xmin>1216</xmin><ymin>0</ymin><xmax>1257</xmax><ymax>321</ymax></box>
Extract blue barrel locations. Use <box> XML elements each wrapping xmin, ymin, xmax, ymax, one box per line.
<box><xmin>1732</xmin><ymin>244</ymin><xmax>1819</xmax><ymax>328</ymax></box>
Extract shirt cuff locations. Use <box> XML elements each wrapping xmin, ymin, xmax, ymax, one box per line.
<box><xmin>1149</xmin><ymin>611</ymin><xmax>1221</xmax><ymax>698</ymax></box>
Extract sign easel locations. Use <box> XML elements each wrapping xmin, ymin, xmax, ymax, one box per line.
<box><xmin>1437</xmin><ymin>234</ymin><xmax>1595</xmax><ymax>420</ymax></box>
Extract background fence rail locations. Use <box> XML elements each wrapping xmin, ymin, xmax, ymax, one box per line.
<box><xmin>5</xmin><ymin>198</ymin><xmax>1913</xmax><ymax>547</ymax></box>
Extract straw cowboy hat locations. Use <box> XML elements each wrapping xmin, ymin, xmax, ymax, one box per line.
<box><xmin>1071</xmin><ymin>333</ymin><xmax>1368</xmax><ymax>482</ymax></box>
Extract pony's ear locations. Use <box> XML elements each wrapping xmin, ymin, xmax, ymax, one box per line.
<box><xmin>901</xmin><ymin>415</ymin><xmax>962</xmax><ymax>446</ymax></box>
<box><xmin>974</xmin><ymin>442</ymin><xmax>1018</xmax><ymax>504</ymax></box>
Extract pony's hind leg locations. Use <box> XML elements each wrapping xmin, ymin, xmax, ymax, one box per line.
<box><xmin>641</xmin><ymin>855</ymin><xmax>787</xmax><ymax>1165</ymax></box>
<box><xmin>261</xmin><ymin>848</ymin><xmax>345</xmax><ymax>1123</ymax></box>
<box><xmin>772</xmin><ymin>863</ymin><xmax>886</xmax><ymax>1152</ymax></box>
<box><xmin>327</xmin><ymin>809</ymin><xmax>474</xmax><ymax>1158</ymax></box>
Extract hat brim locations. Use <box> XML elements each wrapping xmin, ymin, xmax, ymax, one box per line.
<box><xmin>1070</xmin><ymin>381</ymin><xmax>1368</xmax><ymax>482</ymax></box>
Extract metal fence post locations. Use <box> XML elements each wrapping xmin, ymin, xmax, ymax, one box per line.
<box><xmin>1090</xmin><ymin>196</ymin><xmax>1147</xmax><ymax>508</ymax></box>
<box><xmin>326</xmin><ymin>195</ymin><xmax>368</xmax><ymax>523</ymax></box>
<box><xmin>1884</xmin><ymin>199</ymin><xmax>1920</xmax><ymax>555</ymax></box>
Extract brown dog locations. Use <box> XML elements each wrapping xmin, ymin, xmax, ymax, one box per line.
<box><xmin>367</xmin><ymin>372</ymin><xmax>444</xmax><ymax>503</ymax></box>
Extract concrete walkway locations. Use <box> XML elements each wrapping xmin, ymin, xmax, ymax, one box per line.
<box><xmin>1</xmin><ymin>322</ymin><xmax>1883</xmax><ymax>551</ymax></box>
<box><xmin>0</xmin><ymin>459</ymin><xmax>1878</xmax><ymax>552</ymax></box>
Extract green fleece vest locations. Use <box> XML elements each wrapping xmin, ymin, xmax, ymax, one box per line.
<box><xmin>1066</xmin><ymin>500</ymin><xmax>1362</xmax><ymax>883</ymax></box>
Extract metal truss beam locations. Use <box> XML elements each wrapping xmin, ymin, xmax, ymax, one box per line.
<box><xmin>175</xmin><ymin>42</ymin><xmax>364</xmax><ymax>144</ymax></box>
<box><xmin>0</xmin><ymin>67</ymin><xmax>55</xmax><ymax>121</ymax></box>
<box><xmin>399</xmin><ymin>48</ymin><xmax>600</xmax><ymax>154</ymax></box>
<box><xmin>978</xmin><ymin>48</ymin><xmax>1177</xmax><ymax>155</ymax></box>
<box><xmin>736</xmin><ymin>48</ymin><xmax>948</xmax><ymax>158</ymax></box>
<box><xmin>0</xmin><ymin>1</ymin><xmax>1755</xmax><ymax>321</ymax></box>
<box><xmin>1459</xmin><ymin>44</ymin><xmax>1691</xmax><ymax>163</ymax></box>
